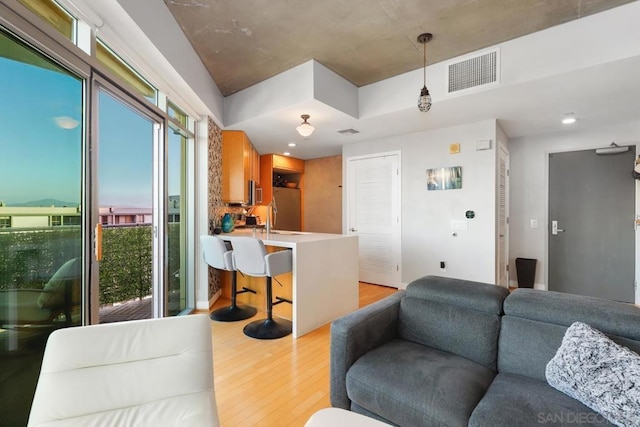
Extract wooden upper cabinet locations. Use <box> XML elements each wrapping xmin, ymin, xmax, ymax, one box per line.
<box><xmin>222</xmin><ymin>130</ymin><xmax>259</xmax><ymax>204</ymax></box>
<box><xmin>259</xmin><ymin>154</ymin><xmax>304</xmax><ymax>205</ymax></box>
<box><xmin>272</xmin><ymin>154</ymin><xmax>304</xmax><ymax>173</ymax></box>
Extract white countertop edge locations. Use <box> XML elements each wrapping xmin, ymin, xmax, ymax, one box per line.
<box><xmin>219</xmin><ymin>229</ymin><xmax>355</xmax><ymax>247</ymax></box>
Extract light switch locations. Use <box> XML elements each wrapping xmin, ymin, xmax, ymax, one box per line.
<box><xmin>476</xmin><ymin>139</ymin><xmax>492</xmax><ymax>151</ymax></box>
<box><xmin>530</xmin><ymin>219</ymin><xmax>538</xmax><ymax>229</ymax></box>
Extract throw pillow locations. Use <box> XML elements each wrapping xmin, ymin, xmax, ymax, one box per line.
<box><xmin>546</xmin><ymin>321</ymin><xmax>640</xmax><ymax>427</ymax></box>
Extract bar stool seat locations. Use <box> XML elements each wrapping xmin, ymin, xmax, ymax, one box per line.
<box><xmin>201</xmin><ymin>235</ymin><xmax>257</xmax><ymax>322</ymax></box>
<box><xmin>231</xmin><ymin>237</ymin><xmax>293</xmax><ymax>339</ymax></box>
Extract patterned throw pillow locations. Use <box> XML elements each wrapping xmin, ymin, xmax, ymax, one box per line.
<box><xmin>546</xmin><ymin>322</ymin><xmax>640</xmax><ymax>427</ymax></box>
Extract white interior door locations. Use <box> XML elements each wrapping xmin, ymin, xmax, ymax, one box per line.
<box><xmin>347</xmin><ymin>153</ymin><xmax>401</xmax><ymax>287</ymax></box>
<box><xmin>497</xmin><ymin>146</ymin><xmax>509</xmax><ymax>287</ymax></box>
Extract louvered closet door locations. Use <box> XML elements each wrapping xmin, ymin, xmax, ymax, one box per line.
<box><xmin>497</xmin><ymin>147</ymin><xmax>509</xmax><ymax>288</ymax></box>
<box><xmin>347</xmin><ymin>153</ymin><xmax>401</xmax><ymax>287</ymax></box>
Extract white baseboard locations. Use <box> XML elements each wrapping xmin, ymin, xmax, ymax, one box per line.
<box><xmin>196</xmin><ymin>289</ymin><xmax>221</xmax><ymax>311</ymax></box>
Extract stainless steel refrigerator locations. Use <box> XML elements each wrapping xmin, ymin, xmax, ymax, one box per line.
<box><xmin>273</xmin><ymin>187</ymin><xmax>301</xmax><ymax>231</ymax></box>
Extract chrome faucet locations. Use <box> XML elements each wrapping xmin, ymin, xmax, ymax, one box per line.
<box><xmin>266</xmin><ymin>196</ymin><xmax>277</xmax><ymax>234</ymax></box>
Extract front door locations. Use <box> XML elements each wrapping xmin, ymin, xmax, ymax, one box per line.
<box><xmin>347</xmin><ymin>152</ymin><xmax>401</xmax><ymax>287</ymax></box>
<box><xmin>548</xmin><ymin>147</ymin><xmax>635</xmax><ymax>302</ymax></box>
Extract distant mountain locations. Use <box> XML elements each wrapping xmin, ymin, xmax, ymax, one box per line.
<box><xmin>6</xmin><ymin>199</ymin><xmax>78</xmax><ymax>207</ymax></box>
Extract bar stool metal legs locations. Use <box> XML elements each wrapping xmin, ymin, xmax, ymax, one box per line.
<box><xmin>201</xmin><ymin>234</ymin><xmax>257</xmax><ymax>322</ymax></box>
<box><xmin>210</xmin><ymin>271</ymin><xmax>257</xmax><ymax>322</ymax></box>
<box><xmin>243</xmin><ymin>276</ymin><xmax>292</xmax><ymax>339</ymax></box>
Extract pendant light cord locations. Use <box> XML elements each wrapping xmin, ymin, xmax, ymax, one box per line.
<box><xmin>423</xmin><ymin>40</ymin><xmax>427</xmax><ymax>87</ymax></box>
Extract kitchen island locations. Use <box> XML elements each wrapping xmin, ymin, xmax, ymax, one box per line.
<box><xmin>220</xmin><ymin>230</ymin><xmax>359</xmax><ymax>338</ymax></box>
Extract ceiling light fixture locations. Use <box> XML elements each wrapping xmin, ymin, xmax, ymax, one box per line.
<box><xmin>296</xmin><ymin>114</ymin><xmax>315</xmax><ymax>137</ymax></box>
<box><xmin>417</xmin><ymin>33</ymin><xmax>433</xmax><ymax>113</ymax></box>
<box><xmin>562</xmin><ymin>114</ymin><xmax>577</xmax><ymax>125</ymax></box>
<box><xmin>595</xmin><ymin>142</ymin><xmax>629</xmax><ymax>155</ymax></box>
<box><xmin>288</xmin><ymin>142</ymin><xmax>297</xmax><ymax>147</ymax></box>
<box><xmin>54</xmin><ymin>116</ymin><xmax>80</xmax><ymax>129</ymax></box>
<box><xmin>283</xmin><ymin>151</ymin><xmax>291</xmax><ymax>156</ymax></box>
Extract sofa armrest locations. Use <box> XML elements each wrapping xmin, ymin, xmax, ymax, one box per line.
<box><xmin>330</xmin><ymin>290</ymin><xmax>404</xmax><ymax>409</ymax></box>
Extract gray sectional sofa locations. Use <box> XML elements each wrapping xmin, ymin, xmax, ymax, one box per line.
<box><xmin>330</xmin><ymin>275</ymin><xmax>640</xmax><ymax>426</ymax></box>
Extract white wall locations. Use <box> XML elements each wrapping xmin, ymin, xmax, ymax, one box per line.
<box><xmin>509</xmin><ymin>121</ymin><xmax>640</xmax><ymax>296</ymax></box>
<box><xmin>343</xmin><ymin>120</ymin><xmax>498</xmax><ymax>286</ymax></box>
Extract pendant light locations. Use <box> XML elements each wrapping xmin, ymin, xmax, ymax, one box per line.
<box><xmin>296</xmin><ymin>114</ymin><xmax>315</xmax><ymax>137</ymax></box>
<box><xmin>417</xmin><ymin>33</ymin><xmax>433</xmax><ymax>113</ymax></box>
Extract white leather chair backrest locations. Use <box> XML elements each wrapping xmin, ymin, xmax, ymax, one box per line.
<box><xmin>28</xmin><ymin>314</ymin><xmax>219</xmax><ymax>427</ymax></box>
<box><xmin>201</xmin><ymin>235</ymin><xmax>234</xmax><ymax>271</ymax></box>
<box><xmin>231</xmin><ymin>237</ymin><xmax>268</xmax><ymax>277</ymax></box>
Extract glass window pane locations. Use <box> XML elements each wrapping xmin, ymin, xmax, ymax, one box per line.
<box><xmin>0</xmin><ymin>28</ymin><xmax>83</xmax><ymax>426</ymax></box>
<box><xmin>167</xmin><ymin>124</ymin><xmax>187</xmax><ymax>315</ymax></box>
<box><xmin>98</xmin><ymin>90</ymin><xmax>155</xmax><ymax>323</ymax></box>
<box><xmin>17</xmin><ymin>0</ymin><xmax>75</xmax><ymax>41</ymax></box>
<box><xmin>96</xmin><ymin>41</ymin><xmax>157</xmax><ymax>104</ymax></box>
<box><xmin>168</xmin><ymin>101</ymin><xmax>188</xmax><ymax>128</ymax></box>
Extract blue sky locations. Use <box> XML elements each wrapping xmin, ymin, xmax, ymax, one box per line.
<box><xmin>0</xmin><ymin>56</ymin><xmax>82</xmax><ymax>205</ymax></box>
<box><xmin>98</xmin><ymin>91</ymin><xmax>153</xmax><ymax>208</ymax></box>
<box><xmin>0</xmin><ymin>48</ymin><xmax>181</xmax><ymax>208</ymax></box>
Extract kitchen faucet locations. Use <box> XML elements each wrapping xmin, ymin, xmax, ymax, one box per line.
<box><xmin>266</xmin><ymin>196</ymin><xmax>277</xmax><ymax>234</ymax></box>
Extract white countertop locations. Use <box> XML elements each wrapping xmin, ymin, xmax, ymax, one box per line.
<box><xmin>220</xmin><ymin>229</ymin><xmax>353</xmax><ymax>248</ymax></box>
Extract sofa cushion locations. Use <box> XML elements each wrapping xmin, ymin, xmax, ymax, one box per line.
<box><xmin>346</xmin><ymin>338</ymin><xmax>495</xmax><ymax>427</ymax></box>
<box><xmin>399</xmin><ymin>277</ymin><xmax>507</xmax><ymax>371</ymax></box>
<box><xmin>546</xmin><ymin>322</ymin><xmax>640</xmax><ymax>427</ymax></box>
<box><xmin>499</xmin><ymin>290</ymin><xmax>640</xmax><ymax>381</ymax></box>
<box><xmin>504</xmin><ymin>289</ymin><xmax>640</xmax><ymax>341</ymax></box>
<box><xmin>469</xmin><ymin>373</ymin><xmax>613</xmax><ymax>427</ymax></box>
<box><xmin>405</xmin><ymin>276</ymin><xmax>508</xmax><ymax>315</ymax></box>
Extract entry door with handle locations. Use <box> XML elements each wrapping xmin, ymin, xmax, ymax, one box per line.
<box><xmin>548</xmin><ymin>148</ymin><xmax>635</xmax><ymax>302</ymax></box>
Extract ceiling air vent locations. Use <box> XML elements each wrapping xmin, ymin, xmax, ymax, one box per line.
<box><xmin>338</xmin><ymin>128</ymin><xmax>359</xmax><ymax>135</ymax></box>
<box><xmin>446</xmin><ymin>48</ymin><xmax>499</xmax><ymax>95</ymax></box>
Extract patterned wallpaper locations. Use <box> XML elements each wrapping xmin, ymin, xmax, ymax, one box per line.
<box><xmin>207</xmin><ymin>117</ymin><xmax>223</xmax><ymax>299</ymax></box>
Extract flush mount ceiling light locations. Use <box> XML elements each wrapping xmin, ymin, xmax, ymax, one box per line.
<box><xmin>288</xmin><ymin>142</ymin><xmax>296</xmax><ymax>147</ymax></box>
<box><xmin>54</xmin><ymin>116</ymin><xmax>80</xmax><ymax>129</ymax></box>
<box><xmin>296</xmin><ymin>114</ymin><xmax>315</xmax><ymax>137</ymax></box>
<box><xmin>562</xmin><ymin>114</ymin><xmax>577</xmax><ymax>125</ymax></box>
<box><xmin>417</xmin><ymin>32</ymin><xmax>433</xmax><ymax>113</ymax></box>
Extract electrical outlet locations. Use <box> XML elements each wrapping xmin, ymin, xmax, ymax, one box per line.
<box><xmin>530</xmin><ymin>219</ymin><xmax>538</xmax><ymax>229</ymax></box>
<box><xmin>440</xmin><ymin>261</ymin><xmax>446</xmax><ymax>270</ymax></box>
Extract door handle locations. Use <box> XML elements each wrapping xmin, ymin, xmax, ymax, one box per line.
<box><xmin>350</xmin><ymin>228</ymin><xmax>358</xmax><ymax>232</ymax></box>
<box><xmin>95</xmin><ymin>223</ymin><xmax>103</xmax><ymax>261</ymax></box>
<box><xmin>551</xmin><ymin>220</ymin><xmax>565</xmax><ymax>235</ymax></box>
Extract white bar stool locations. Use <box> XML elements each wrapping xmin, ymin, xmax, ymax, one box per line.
<box><xmin>231</xmin><ymin>237</ymin><xmax>293</xmax><ymax>339</ymax></box>
<box><xmin>200</xmin><ymin>235</ymin><xmax>257</xmax><ymax>321</ymax></box>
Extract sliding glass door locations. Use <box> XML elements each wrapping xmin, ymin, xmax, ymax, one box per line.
<box><xmin>94</xmin><ymin>84</ymin><xmax>164</xmax><ymax>323</ymax></box>
<box><xmin>0</xmin><ymin>28</ymin><xmax>84</xmax><ymax>426</ymax></box>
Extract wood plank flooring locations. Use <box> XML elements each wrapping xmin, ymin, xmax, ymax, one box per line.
<box><xmin>204</xmin><ymin>282</ymin><xmax>398</xmax><ymax>427</ymax></box>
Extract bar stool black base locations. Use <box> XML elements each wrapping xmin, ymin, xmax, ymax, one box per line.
<box><xmin>243</xmin><ymin>317</ymin><xmax>292</xmax><ymax>339</ymax></box>
<box><xmin>210</xmin><ymin>304</ymin><xmax>257</xmax><ymax>322</ymax></box>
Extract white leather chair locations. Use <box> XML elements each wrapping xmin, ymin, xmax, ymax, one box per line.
<box><xmin>28</xmin><ymin>314</ymin><xmax>219</xmax><ymax>427</ymax></box>
<box><xmin>200</xmin><ymin>235</ymin><xmax>257</xmax><ymax>321</ymax></box>
<box><xmin>231</xmin><ymin>237</ymin><xmax>293</xmax><ymax>339</ymax></box>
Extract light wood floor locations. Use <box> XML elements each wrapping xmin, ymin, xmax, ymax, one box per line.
<box><xmin>204</xmin><ymin>282</ymin><xmax>398</xmax><ymax>427</ymax></box>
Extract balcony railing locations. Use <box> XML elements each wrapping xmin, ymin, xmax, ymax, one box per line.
<box><xmin>0</xmin><ymin>225</ymin><xmax>180</xmax><ymax>307</ymax></box>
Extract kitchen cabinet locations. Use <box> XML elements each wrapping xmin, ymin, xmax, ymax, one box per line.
<box><xmin>260</xmin><ymin>153</ymin><xmax>304</xmax><ymax>206</ymax></box>
<box><xmin>222</xmin><ymin>130</ymin><xmax>260</xmax><ymax>204</ymax></box>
